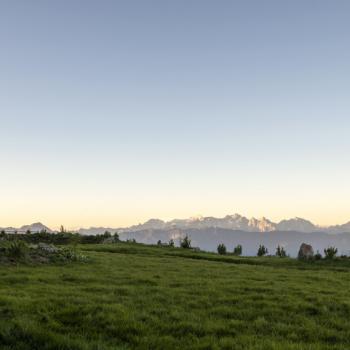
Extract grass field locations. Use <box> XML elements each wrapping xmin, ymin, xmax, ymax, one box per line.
<box><xmin>0</xmin><ymin>243</ymin><xmax>349</xmax><ymax>350</ymax></box>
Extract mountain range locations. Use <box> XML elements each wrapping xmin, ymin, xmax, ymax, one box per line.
<box><xmin>80</xmin><ymin>214</ymin><xmax>350</xmax><ymax>235</ymax></box>
<box><xmin>2</xmin><ymin>216</ymin><xmax>350</xmax><ymax>256</ymax></box>
<box><xmin>2</xmin><ymin>215</ymin><xmax>350</xmax><ymax>235</ymax></box>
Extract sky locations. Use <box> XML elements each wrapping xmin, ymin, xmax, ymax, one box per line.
<box><xmin>1</xmin><ymin>0</ymin><xmax>350</xmax><ymax>229</ymax></box>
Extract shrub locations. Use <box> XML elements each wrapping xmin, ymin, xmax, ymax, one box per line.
<box><xmin>54</xmin><ymin>248</ymin><xmax>88</xmax><ymax>263</ymax></box>
<box><xmin>6</xmin><ymin>240</ymin><xmax>28</xmax><ymax>260</ymax></box>
<box><xmin>217</xmin><ymin>243</ymin><xmax>227</xmax><ymax>255</ymax></box>
<box><xmin>314</xmin><ymin>251</ymin><xmax>322</xmax><ymax>260</ymax></box>
<box><xmin>233</xmin><ymin>244</ymin><xmax>242</xmax><ymax>256</ymax></box>
<box><xmin>157</xmin><ymin>240</ymin><xmax>162</xmax><ymax>246</ymax></box>
<box><xmin>324</xmin><ymin>246</ymin><xmax>338</xmax><ymax>259</ymax></box>
<box><xmin>180</xmin><ymin>235</ymin><xmax>191</xmax><ymax>249</ymax></box>
<box><xmin>276</xmin><ymin>245</ymin><xmax>287</xmax><ymax>257</ymax></box>
<box><xmin>168</xmin><ymin>239</ymin><xmax>175</xmax><ymax>247</ymax></box>
<box><xmin>257</xmin><ymin>245</ymin><xmax>268</xmax><ymax>257</ymax></box>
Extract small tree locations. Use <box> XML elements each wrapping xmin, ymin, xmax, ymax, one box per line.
<box><xmin>157</xmin><ymin>240</ymin><xmax>162</xmax><ymax>246</ymax></box>
<box><xmin>168</xmin><ymin>239</ymin><xmax>175</xmax><ymax>247</ymax></box>
<box><xmin>113</xmin><ymin>232</ymin><xmax>120</xmax><ymax>242</ymax></box>
<box><xmin>217</xmin><ymin>243</ymin><xmax>227</xmax><ymax>255</ymax></box>
<box><xmin>324</xmin><ymin>246</ymin><xmax>338</xmax><ymax>259</ymax></box>
<box><xmin>233</xmin><ymin>244</ymin><xmax>242</xmax><ymax>256</ymax></box>
<box><xmin>276</xmin><ymin>245</ymin><xmax>287</xmax><ymax>257</ymax></box>
<box><xmin>315</xmin><ymin>250</ymin><xmax>322</xmax><ymax>260</ymax></box>
<box><xmin>180</xmin><ymin>235</ymin><xmax>191</xmax><ymax>249</ymax></box>
<box><xmin>60</xmin><ymin>225</ymin><xmax>66</xmax><ymax>233</ymax></box>
<box><xmin>103</xmin><ymin>231</ymin><xmax>112</xmax><ymax>238</ymax></box>
<box><xmin>257</xmin><ymin>245</ymin><xmax>268</xmax><ymax>257</ymax></box>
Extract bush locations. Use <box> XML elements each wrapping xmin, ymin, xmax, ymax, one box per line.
<box><xmin>315</xmin><ymin>251</ymin><xmax>322</xmax><ymax>260</ymax></box>
<box><xmin>233</xmin><ymin>244</ymin><xmax>242</xmax><ymax>256</ymax></box>
<box><xmin>157</xmin><ymin>240</ymin><xmax>162</xmax><ymax>246</ymax></box>
<box><xmin>6</xmin><ymin>240</ymin><xmax>28</xmax><ymax>260</ymax></box>
<box><xmin>168</xmin><ymin>239</ymin><xmax>175</xmax><ymax>247</ymax></box>
<box><xmin>180</xmin><ymin>235</ymin><xmax>191</xmax><ymax>249</ymax></box>
<box><xmin>53</xmin><ymin>248</ymin><xmax>88</xmax><ymax>263</ymax></box>
<box><xmin>217</xmin><ymin>243</ymin><xmax>227</xmax><ymax>255</ymax></box>
<box><xmin>324</xmin><ymin>246</ymin><xmax>338</xmax><ymax>259</ymax></box>
<box><xmin>257</xmin><ymin>245</ymin><xmax>268</xmax><ymax>257</ymax></box>
<box><xmin>276</xmin><ymin>245</ymin><xmax>287</xmax><ymax>257</ymax></box>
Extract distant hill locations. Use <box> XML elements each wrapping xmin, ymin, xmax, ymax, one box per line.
<box><xmin>0</xmin><ymin>222</ymin><xmax>52</xmax><ymax>233</ymax></box>
<box><xmin>20</xmin><ymin>222</ymin><xmax>53</xmax><ymax>233</ymax></box>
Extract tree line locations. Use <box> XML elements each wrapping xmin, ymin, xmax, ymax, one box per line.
<box><xmin>0</xmin><ymin>229</ymin><xmax>120</xmax><ymax>245</ymax></box>
<box><xmin>163</xmin><ymin>235</ymin><xmax>344</xmax><ymax>260</ymax></box>
<box><xmin>0</xmin><ymin>230</ymin><xmax>345</xmax><ymax>260</ymax></box>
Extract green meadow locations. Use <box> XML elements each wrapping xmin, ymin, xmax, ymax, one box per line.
<box><xmin>0</xmin><ymin>243</ymin><xmax>349</xmax><ymax>350</ymax></box>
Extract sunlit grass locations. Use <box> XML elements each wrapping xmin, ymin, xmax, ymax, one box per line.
<box><xmin>0</xmin><ymin>243</ymin><xmax>349</xmax><ymax>349</ymax></box>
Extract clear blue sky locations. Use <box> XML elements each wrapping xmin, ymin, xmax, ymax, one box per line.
<box><xmin>1</xmin><ymin>1</ymin><xmax>350</xmax><ymax>228</ymax></box>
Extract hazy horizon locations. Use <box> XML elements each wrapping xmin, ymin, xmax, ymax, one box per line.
<box><xmin>1</xmin><ymin>1</ymin><xmax>350</xmax><ymax>228</ymax></box>
<box><xmin>2</xmin><ymin>213</ymin><xmax>350</xmax><ymax>232</ymax></box>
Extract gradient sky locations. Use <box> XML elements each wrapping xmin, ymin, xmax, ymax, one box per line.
<box><xmin>1</xmin><ymin>1</ymin><xmax>350</xmax><ymax>229</ymax></box>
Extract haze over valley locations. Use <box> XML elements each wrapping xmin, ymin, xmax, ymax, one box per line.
<box><xmin>3</xmin><ymin>214</ymin><xmax>350</xmax><ymax>256</ymax></box>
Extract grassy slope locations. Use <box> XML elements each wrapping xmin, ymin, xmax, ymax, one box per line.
<box><xmin>0</xmin><ymin>243</ymin><xmax>349</xmax><ymax>350</ymax></box>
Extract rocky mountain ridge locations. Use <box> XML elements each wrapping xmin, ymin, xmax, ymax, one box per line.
<box><xmin>2</xmin><ymin>215</ymin><xmax>350</xmax><ymax>235</ymax></box>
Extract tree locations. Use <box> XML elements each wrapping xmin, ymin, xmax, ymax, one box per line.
<box><xmin>168</xmin><ymin>239</ymin><xmax>175</xmax><ymax>247</ymax></box>
<box><xmin>103</xmin><ymin>231</ymin><xmax>112</xmax><ymax>238</ymax></box>
<box><xmin>113</xmin><ymin>232</ymin><xmax>120</xmax><ymax>242</ymax></box>
<box><xmin>217</xmin><ymin>243</ymin><xmax>227</xmax><ymax>255</ymax></box>
<box><xmin>60</xmin><ymin>225</ymin><xmax>66</xmax><ymax>233</ymax></box>
<box><xmin>324</xmin><ymin>246</ymin><xmax>338</xmax><ymax>259</ymax></box>
<box><xmin>233</xmin><ymin>244</ymin><xmax>242</xmax><ymax>256</ymax></box>
<box><xmin>315</xmin><ymin>251</ymin><xmax>322</xmax><ymax>260</ymax></box>
<box><xmin>257</xmin><ymin>245</ymin><xmax>268</xmax><ymax>257</ymax></box>
<box><xmin>276</xmin><ymin>245</ymin><xmax>287</xmax><ymax>257</ymax></box>
<box><xmin>180</xmin><ymin>235</ymin><xmax>191</xmax><ymax>249</ymax></box>
<box><xmin>157</xmin><ymin>240</ymin><xmax>162</xmax><ymax>246</ymax></box>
